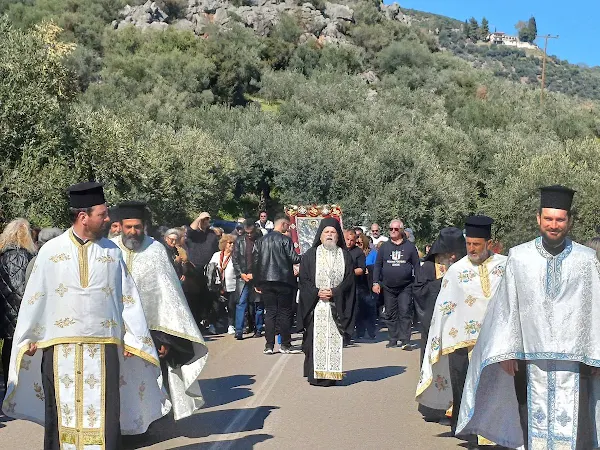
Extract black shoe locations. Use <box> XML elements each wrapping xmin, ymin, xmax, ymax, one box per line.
<box><xmin>253</xmin><ymin>331</ymin><xmax>262</xmax><ymax>338</ymax></box>
<box><xmin>386</xmin><ymin>341</ymin><xmax>397</xmax><ymax>348</ymax></box>
<box><xmin>263</xmin><ymin>346</ymin><xmax>274</xmax><ymax>355</ymax></box>
<box><xmin>400</xmin><ymin>340</ymin><xmax>412</xmax><ymax>351</ymax></box>
<box><xmin>235</xmin><ymin>333</ymin><xmax>243</xmax><ymax>340</ymax></box>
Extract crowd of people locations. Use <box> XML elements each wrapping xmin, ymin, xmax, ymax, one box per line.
<box><xmin>1</xmin><ymin>181</ymin><xmax>600</xmax><ymax>449</ymax></box>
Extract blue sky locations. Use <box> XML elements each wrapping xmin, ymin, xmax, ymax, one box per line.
<box><xmin>394</xmin><ymin>0</ymin><xmax>599</xmax><ymax>67</ymax></box>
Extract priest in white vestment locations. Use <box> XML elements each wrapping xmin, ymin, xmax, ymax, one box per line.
<box><xmin>2</xmin><ymin>182</ymin><xmax>169</xmax><ymax>450</ymax></box>
<box><xmin>299</xmin><ymin>218</ymin><xmax>355</xmax><ymax>386</ymax></box>
<box><xmin>457</xmin><ymin>185</ymin><xmax>600</xmax><ymax>449</ymax></box>
<box><xmin>417</xmin><ymin>216</ymin><xmax>507</xmax><ymax>443</ymax></box>
<box><xmin>112</xmin><ymin>201</ymin><xmax>208</xmax><ymax>420</ymax></box>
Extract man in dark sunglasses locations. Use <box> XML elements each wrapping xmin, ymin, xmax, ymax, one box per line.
<box><xmin>370</xmin><ymin>223</ymin><xmax>388</xmax><ymax>246</ymax></box>
<box><xmin>372</xmin><ymin>219</ymin><xmax>420</xmax><ymax>349</ymax></box>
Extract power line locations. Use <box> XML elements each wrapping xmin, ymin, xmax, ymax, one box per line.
<box><xmin>538</xmin><ymin>34</ymin><xmax>559</xmax><ymax>105</ymax></box>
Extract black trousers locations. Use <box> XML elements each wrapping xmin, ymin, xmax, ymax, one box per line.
<box><xmin>355</xmin><ymin>288</ymin><xmax>377</xmax><ymax>338</ymax></box>
<box><xmin>42</xmin><ymin>344</ymin><xmax>122</xmax><ymax>450</ymax></box>
<box><xmin>448</xmin><ymin>347</ymin><xmax>470</xmax><ymax>437</ymax></box>
<box><xmin>2</xmin><ymin>337</ymin><xmax>12</xmax><ymax>389</ymax></box>
<box><xmin>262</xmin><ymin>282</ymin><xmax>294</xmax><ymax>348</ymax></box>
<box><xmin>382</xmin><ymin>285</ymin><xmax>413</xmax><ymax>342</ymax></box>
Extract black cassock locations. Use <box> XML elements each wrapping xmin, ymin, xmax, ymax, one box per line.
<box><xmin>150</xmin><ymin>330</ymin><xmax>195</xmax><ymax>395</ymax></box>
<box><xmin>412</xmin><ymin>260</ymin><xmax>446</xmax><ymax>422</ymax></box>
<box><xmin>41</xmin><ymin>344</ymin><xmax>122</xmax><ymax>450</ymax></box>
<box><xmin>298</xmin><ymin>246</ymin><xmax>355</xmax><ymax>387</ymax></box>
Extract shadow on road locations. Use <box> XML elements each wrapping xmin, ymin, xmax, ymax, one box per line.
<box><xmin>171</xmin><ymin>433</ymin><xmax>273</xmax><ymax>449</ymax></box>
<box><xmin>202</xmin><ymin>374</ymin><xmax>256</xmax><ymax>407</ymax></box>
<box><xmin>123</xmin><ymin>406</ymin><xmax>279</xmax><ymax>449</ymax></box>
<box><xmin>340</xmin><ymin>365</ymin><xmax>406</xmax><ymax>386</ymax></box>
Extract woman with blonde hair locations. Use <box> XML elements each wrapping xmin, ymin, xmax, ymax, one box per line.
<box><xmin>207</xmin><ymin>234</ymin><xmax>237</xmax><ymax>334</ymax></box>
<box><xmin>0</xmin><ymin>218</ymin><xmax>36</xmax><ymax>389</ymax></box>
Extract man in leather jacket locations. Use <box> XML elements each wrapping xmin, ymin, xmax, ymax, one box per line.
<box><xmin>253</xmin><ymin>216</ymin><xmax>301</xmax><ymax>354</ymax></box>
<box><xmin>232</xmin><ymin>220</ymin><xmax>262</xmax><ymax>340</ymax></box>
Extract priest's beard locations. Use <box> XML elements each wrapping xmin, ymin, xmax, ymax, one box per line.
<box><xmin>540</xmin><ymin>230</ymin><xmax>567</xmax><ymax>249</ymax></box>
<box><xmin>108</xmin><ymin>231</ymin><xmax>120</xmax><ymax>239</ymax></box>
<box><xmin>122</xmin><ymin>232</ymin><xmax>144</xmax><ymax>251</ymax></box>
<box><xmin>322</xmin><ymin>240</ymin><xmax>338</xmax><ymax>251</ymax></box>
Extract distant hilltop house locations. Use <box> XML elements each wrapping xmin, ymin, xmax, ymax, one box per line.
<box><xmin>486</xmin><ymin>32</ymin><xmax>538</xmax><ymax>50</ymax></box>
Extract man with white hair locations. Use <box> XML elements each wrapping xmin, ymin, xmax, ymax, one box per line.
<box><xmin>373</xmin><ymin>219</ymin><xmax>420</xmax><ymax>350</ymax></box>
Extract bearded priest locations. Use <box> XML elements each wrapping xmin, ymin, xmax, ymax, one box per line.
<box><xmin>2</xmin><ymin>182</ymin><xmax>169</xmax><ymax>450</ymax></box>
<box><xmin>112</xmin><ymin>201</ymin><xmax>208</xmax><ymax>420</ymax></box>
<box><xmin>416</xmin><ymin>216</ymin><xmax>507</xmax><ymax>442</ymax></box>
<box><xmin>299</xmin><ymin>218</ymin><xmax>355</xmax><ymax>387</ymax></box>
<box><xmin>457</xmin><ymin>186</ymin><xmax>600</xmax><ymax>449</ymax></box>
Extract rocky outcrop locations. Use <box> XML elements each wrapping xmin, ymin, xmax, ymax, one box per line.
<box><xmin>113</xmin><ymin>0</ymin><xmax>409</xmax><ymax>43</ymax></box>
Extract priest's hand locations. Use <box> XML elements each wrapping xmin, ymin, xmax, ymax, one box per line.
<box><xmin>500</xmin><ymin>359</ymin><xmax>519</xmax><ymax>376</ymax></box>
<box><xmin>25</xmin><ymin>342</ymin><xmax>37</xmax><ymax>356</ymax></box>
<box><xmin>318</xmin><ymin>289</ymin><xmax>332</xmax><ymax>300</ymax></box>
<box><xmin>372</xmin><ymin>284</ymin><xmax>381</xmax><ymax>294</ymax></box>
<box><xmin>158</xmin><ymin>345</ymin><xmax>170</xmax><ymax>359</ymax></box>
<box><xmin>123</xmin><ymin>350</ymin><xmax>133</xmax><ymax>358</ymax></box>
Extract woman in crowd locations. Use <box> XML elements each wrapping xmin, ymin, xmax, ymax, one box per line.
<box><xmin>356</xmin><ymin>234</ymin><xmax>377</xmax><ymax>339</ymax></box>
<box><xmin>209</xmin><ymin>234</ymin><xmax>237</xmax><ymax>335</ymax></box>
<box><xmin>0</xmin><ymin>218</ymin><xmax>36</xmax><ymax>390</ymax></box>
<box><xmin>163</xmin><ymin>227</ymin><xmax>191</xmax><ymax>282</ymax></box>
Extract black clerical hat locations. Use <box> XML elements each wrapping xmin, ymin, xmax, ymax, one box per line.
<box><xmin>312</xmin><ymin>217</ymin><xmax>345</xmax><ymax>248</ymax></box>
<box><xmin>425</xmin><ymin>227</ymin><xmax>466</xmax><ymax>262</ymax></box>
<box><xmin>117</xmin><ymin>201</ymin><xmax>147</xmax><ymax>221</ymax></box>
<box><xmin>465</xmin><ymin>216</ymin><xmax>493</xmax><ymax>240</ymax></box>
<box><xmin>540</xmin><ymin>185</ymin><xmax>576</xmax><ymax>211</ymax></box>
<box><xmin>108</xmin><ymin>207</ymin><xmax>122</xmax><ymax>224</ymax></box>
<box><xmin>67</xmin><ymin>182</ymin><xmax>106</xmax><ymax>208</ymax></box>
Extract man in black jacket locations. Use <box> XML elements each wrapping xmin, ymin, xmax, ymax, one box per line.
<box><xmin>232</xmin><ymin>220</ymin><xmax>261</xmax><ymax>340</ymax></box>
<box><xmin>253</xmin><ymin>216</ymin><xmax>301</xmax><ymax>354</ymax></box>
<box><xmin>185</xmin><ymin>212</ymin><xmax>219</xmax><ymax>331</ymax></box>
<box><xmin>372</xmin><ymin>219</ymin><xmax>420</xmax><ymax>350</ymax></box>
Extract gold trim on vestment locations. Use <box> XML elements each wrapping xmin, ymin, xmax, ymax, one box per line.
<box><xmin>416</xmin><ymin>341</ymin><xmax>477</xmax><ymax>397</ymax></box>
<box><xmin>314</xmin><ymin>371</ymin><xmax>343</xmax><ymax>380</ymax></box>
<box><xmin>69</xmin><ymin>230</ymin><xmax>93</xmax><ymax>288</ymax></box>
<box><xmin>75</xmin><ymin>343</ymin><xmax>84</xmax><ymax>448</ymax></box>
<box><xmin>53</xmin><ymin>346</ymin><xmax>63</xmax><ymax>433</ymax></box>
<box><xmin>123</xmin><ymin>345</ymin><xmax>159</xmax><ymax>367</ymax></box>
<box><xmin>100</xmin><ymin>345</ymin><xmax>106</xmax><ymax>450</ymax></box>
<box><xmin>150</xmin><ymin>326</ymin><xmax>207</xmax><ymax>346</ymax></box>
<box><xmin>477</xmin><ymin>254</ymin><xmax>495</xmax><ymax>298</ymax></box>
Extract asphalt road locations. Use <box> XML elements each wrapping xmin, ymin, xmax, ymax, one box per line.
<box><xmin>0</xmin><ymin>330</ymin><xmax>465</xmax><ymax>450</ymax></box>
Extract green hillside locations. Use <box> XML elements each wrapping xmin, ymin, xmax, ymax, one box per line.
<box><xmin>1</xmin><ymin>0</ymin><xmax>599</xmax><ymax>247</ymax></box>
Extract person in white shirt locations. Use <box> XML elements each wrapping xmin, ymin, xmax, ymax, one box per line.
<box><xmin>209</xmin><ymin>235</ymin><xmax>237</xmax><ymax>334</ymax></box>
<box><xmin>256</xmin><ymin>211</ymin><xmax>274</xmax><ymax>236</ymax></box>
<box><xmin>369</xmin><ymin>223</ymin><xmax>389</xmax><ymax>245</ymax></box>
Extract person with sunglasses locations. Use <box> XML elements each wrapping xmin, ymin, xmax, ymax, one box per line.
<box><xmin>372</xmin><ymin>219</ymin><xmax>420</xmax><ymax>350</ymax></box>
<box><xmin>369</xmin><ymin>223</ymin><xmax>388</xmax><ymax>246</ymax></box>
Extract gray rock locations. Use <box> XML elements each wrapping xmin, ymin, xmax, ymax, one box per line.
<box><xmin>301</xmin><ymin>4</ymin><xmax>327</xmax><ymax>35</ymax></box>
<box><xmin>192</xmin><ymin>13</ymin><xmax>211</xmax><ymax>33</ymax></box>
<box><xmin>382</xmin><ymin>3</ymin><xmax>399</xmax><ymax>21</ymax></box>
<box><xmin>324</xmin><ymin>2</ymin><xmax>353</xmax><ymax>22</ymax></box>
<box><xmin>173</xmin><ymin>19</ymin><xmax>196</xmax><ymax>31</ymax></box>
<box><xmin>202</xmin><ymin>0</ymin><xmax>225</xmax><ymax>14</ymax></box>
<box><xmin>214</xmin><ymin>8</ymin><xmax>230</xmax><ymax>26</ymax></box>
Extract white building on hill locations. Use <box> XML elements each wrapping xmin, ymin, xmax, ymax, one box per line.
<box><xmin>487</xmin><ymin>32</ymin><xmax>538</xmax><ymax>50</ymax></box>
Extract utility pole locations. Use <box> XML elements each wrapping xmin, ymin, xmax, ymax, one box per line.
<box><xmin>539</xmin><ymin>34</ymin><xmax>559</xmax><ymax>105</ymax></box>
